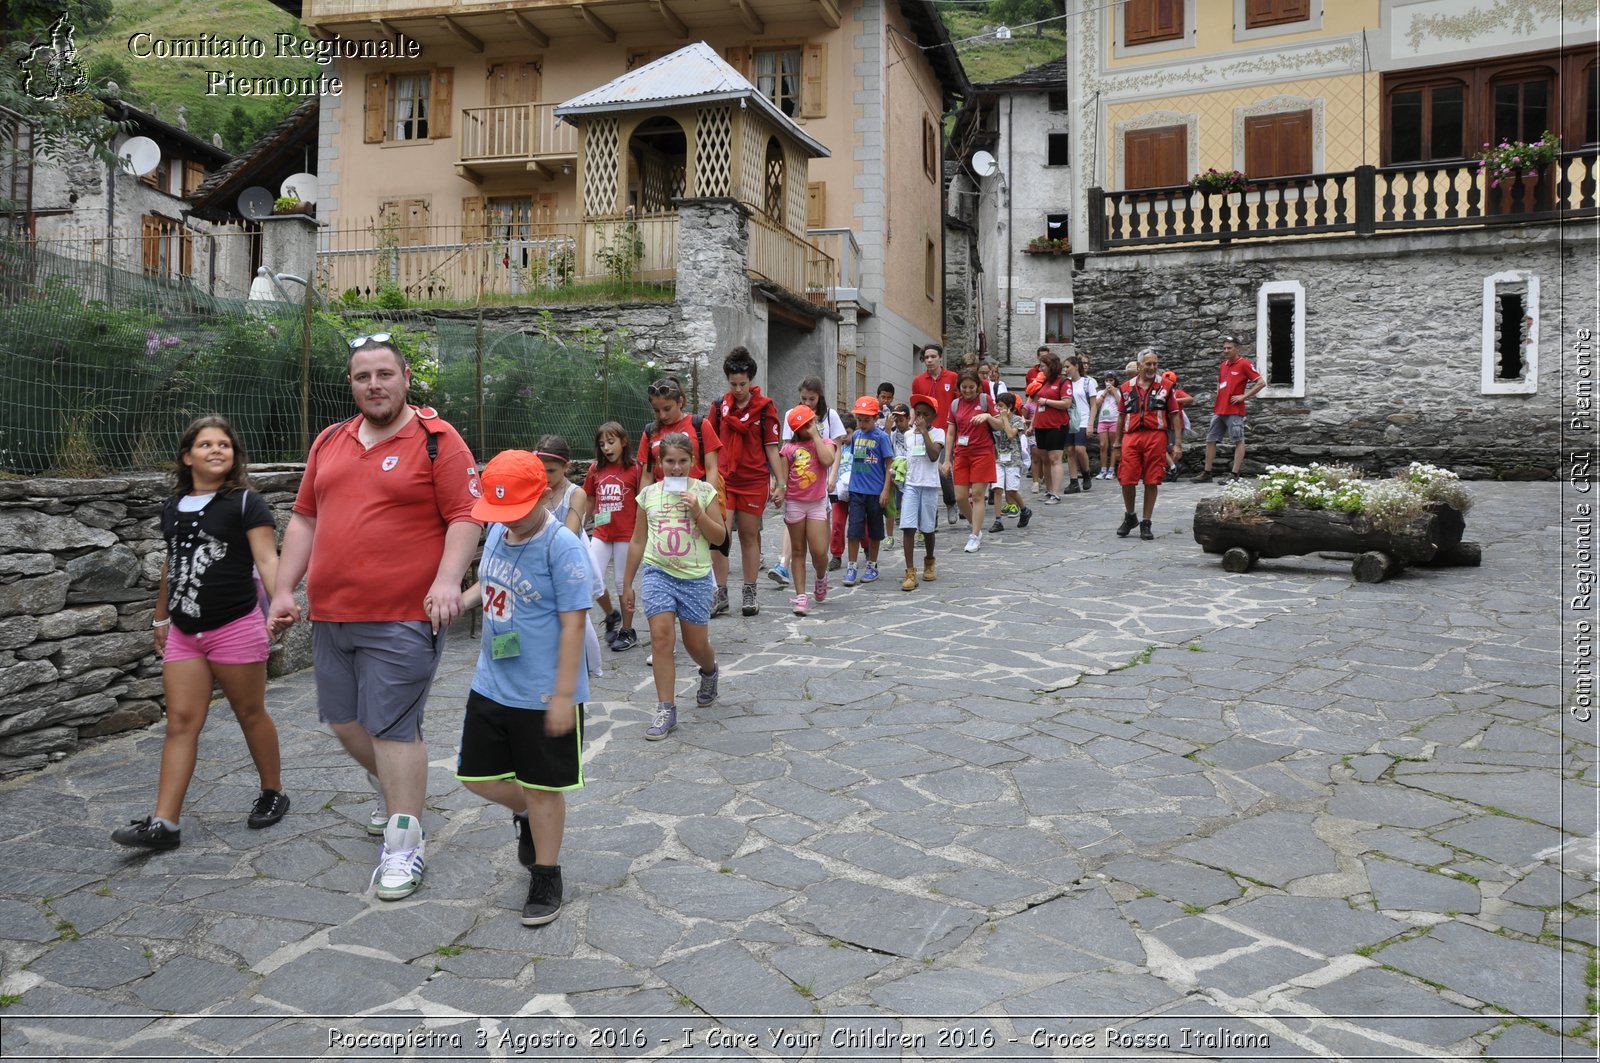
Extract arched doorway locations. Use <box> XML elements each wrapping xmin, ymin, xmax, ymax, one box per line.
<box><xmin>626</xmin><ymin>116</ymin><xmax>688</xmax><ymax>213</ymax></box>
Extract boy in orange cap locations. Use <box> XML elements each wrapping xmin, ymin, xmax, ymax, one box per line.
<box><xmin>841</xmin><ymin>396</ymin><xmax>894</xmax><ymax>587</ymax></box>
<box><xmin>452</xmin><ymin>450</ymin><xmax>590</xmax><ymax>928</ymax></box>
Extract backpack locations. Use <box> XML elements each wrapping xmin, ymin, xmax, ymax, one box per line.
<box><xmin>641</xmin><ymin>414</ymin><xmax>707</xmax><ymax>472</ymax></box>
<box><xmin>310</xmin><ymin>406</ymin><xmax>445</xmax><ymax>464</ymax></box>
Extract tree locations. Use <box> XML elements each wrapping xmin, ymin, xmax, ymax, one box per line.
<box><xmin>1</xmin><ymin>0</ymin><xmax>123</xmax><ymax>180</ymax></box>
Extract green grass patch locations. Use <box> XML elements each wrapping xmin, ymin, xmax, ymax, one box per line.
<box><xmin>1179</xmin><ymin>903</ymin><xmax>1206</xmax><ymax>916</ymax></box>
<box><xmin>935</xmin><ymin>4</ymin><xmax>1067</xmax><ymax>85</ymax></box>
<box><xmin>1112</xmin><ymin>645</ymin><xmax>1157</xmax><ymax>672</ymax></box>
<box><xmin>434</xmin><ymin>945</ymin><xmax>467</xmax><ymax>957</ymax></box>
<box><xmin>0</xmin><ymin>994</ymin><xmax>21</xmax><ymax>1008</ymax></box>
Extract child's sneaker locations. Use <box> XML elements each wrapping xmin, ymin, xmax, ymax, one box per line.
<box><xmin>521</xmin><ymin>864</ymin><xmax>564</xmax><ymax>926</ymax></box>
<box><xmin>741</xmin><ymin>583</ymin><xmax>759</xmax><ymax>616</ymax></box>
<box><xmin>111</xmin><ymin>816</ymin><xmax>181</xmax><ymax>850</ymax></box>
<box><xmin>792</xmin><ymin>592</ymin><xmax>809</xmax><ymax>617</ymax></box>
<box><xmin>862</xmin><ymin>561</ymin><xmax>879</xmax><ymax>583</ymax></box>
<box><xmin>1017</xmin><ymin>507</ymin><xmax>1033</xmax><ymax>528</ymax></box>
<box><xmin>646</xmin><ymin>701</ymin><xmax>677</xmax><ymax>740</ymax></box>
<box><xmin>611</xmin><ymin>627</ymin><xmax>637</xmax><ymax>651</ymax></box>
<box><xmin>827</xmin><ymin>556</ymin><xmax>842</xmax><ymax>572</ymax></box>
<box><xmin>1043</xmin><ymin>493</ymin><xmax>1060</xmax><ymax>505</ymax></box>
<box><xmin>768</xmin><ymin>562</ymin><xmax>791</xmax><ymax>588</ymax></box>
<box><xmin>1117</xmin><ymin>512</ymin><xmax>1139</xmax><ymax>537</ymax></box>
<box><xmin>901</xmin><ymin>567</ymin><xmax>918</xmax><ymax>592</ymax></box>
<box><xmin>372</xmin><ymin>815</ymin><xmax>425</xmax><ymax>900</ymax></box>
<box><xmin>1064</xmin><ymin>481</ymin><xmax>1082</xmax><ymax>494</ymax></box>
<box><xmin>964</xmin><ymin>533</ymin><xmax>981</xmax><ymax>553</ymax></box>
<box><xmin>988</xmin><ymin>518</ymin><xmax>1004</xmax><ymax>534</ymax></box>
<box><xmin>696</xmin><ymin>667</ymin><xmax>720</xmax><ymax>707</ymax></box>
<box><xmin>814</xmin><ymin>577</ymin><xmax>828</xmax><ymax>603</ymax></box>
<box><xmin>1003</xmin><ymin>503</ymin><xmax>1019</xmax><ymax>516</ymax></box>
<box><xmin>1081</xmin><ymin>475</ymin><xmax>1093</xmax><ymax>492</ymax></box>
<box><xmin>602</xmin><ymin>610</ymin><xmax>622</xmax><ymax>644</ymax></box>
<box><xmin>1140</xmin><ymin>519</ymin><xmax>1155</xmax><ymax>540</ymax></box>
<box><xmin>710</xmin><ymin>586</ymin><xmax>730</xmax><ymax>618</ymax></box>
<box><xmin>922</xmin><ymin>557</ymin><xmax>937</xmax><ymax>582</ymax></box>
<box><xmin>843</xmin><ymin>563</ymin><xmax>858</xmax><ymax>587</ymax></box>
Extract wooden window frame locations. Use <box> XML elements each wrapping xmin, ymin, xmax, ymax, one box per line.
<box><xmin>1244</xmin><ymin>0</ymin><xmax>1309</xmax><ymax>30</ymax></box>
<box><xmin>1122</xmin><ymin>123</ymin><xmax>1189</xmax><ymax>190</ymax></box>
<box><xmin>925</xmin><ymin>235</ymin><xmax>937</xmax><ymax>301</ymax></box>
<box><xmin>1123</xmin><ymin>0</ymin><xmax>1184</xmax><ymax>48</ymax></box>
<box><xmin>1243</xmin><ymin>109</ymin><xmax>1313</xmax><ymax>179</ymax></box>
<box><xmin>923</xmin><ymin>116</ymin><xmax>938</xmax><ymax>182</ymax></box>
<box><xmin>365</xmin><ymin>67</ymin><xmax>453</xmax><ymax>144</ymax></box>
<box><xmin>1386</xmin><ymin>80</ymin><xmax>1467</xmax><ymax>164</ymax></box>
<box><xmin>1040</xmin><ymin>300</ymin><xmax>1073</xmax><ymax>345</ymax></box>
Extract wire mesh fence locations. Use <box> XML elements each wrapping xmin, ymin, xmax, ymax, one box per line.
<box><xmin>0</xmin><ymin>237</ymin><xmax>657</xmax><ymax>476</ymax></box>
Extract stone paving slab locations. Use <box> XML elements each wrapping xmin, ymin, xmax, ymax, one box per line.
<box><xmin>0</xmin><ymin>483</ymin><xmax>1594</xmax><ymax>1061</ymax></box>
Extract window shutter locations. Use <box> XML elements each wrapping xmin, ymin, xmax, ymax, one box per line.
<box><xmin>1126</xmin><ymin>0</ymin><xmax>1183</xmax><ymax>45</ymax></box>
<box><xmin>806</xmin><ymin>181</ymin><xmax>825</xmax><ymax>228</ymax></box>
<box><xmin>724</xmin><ymin>46</ymin><xmax>751</xmax><ymax>79</ymax></box>
<box><xmin>364</xmin><ymin>73</ymin><xmax>386</xmax><ymax>143</ymax></box>
<box><xmin>1124</xmin><ymin>125</ymin><xmax>1187</xmax><ymax>189</ymax></box>
<box><xmin>431</xmin><ymin>67</ymin><xmax>453</xmax><ymax>138</ymax></box>
<box><xmin>1243</xmin><ymin>110</ymin><xmax>1312</xmax><ymax>178</ymax></box>
<box><xmin>461</xmin><ymin>195</ymin><xmax>485</xmax><ymax>241</ymax></box>
<box><xmin>801</xmin><ymin>43</ymin><xmax>826</xmax><ymax>118</ymax></box>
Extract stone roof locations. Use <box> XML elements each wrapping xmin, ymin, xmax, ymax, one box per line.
<box><xmin>972</xmin><ymin>53</ymin><xmax>1070</xmax><ymax>92</ymax></box>
<box><xmin>189</xmin><ymin>98</ymin><xmax>318</xmax><ymax>220</ymax></box>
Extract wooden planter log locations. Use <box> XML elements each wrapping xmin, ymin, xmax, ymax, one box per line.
<box><xmin>1193</xmin><ymin>499</ymin><xmax>1475</xmax><ymax>582</ymax></box>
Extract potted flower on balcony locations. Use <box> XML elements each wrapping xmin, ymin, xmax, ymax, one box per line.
<box><xmin>1478</xmin><ymin>130</ymin><xmax>1560</xmax><ymax>215</ymax></box>
<box><xmin>1024</xmin><ymin>235</ymin><xmax>1071</xmax><ymax>254</ymax></box>
<box><xmin>1189</xmin><ymin>168</ymin><xmax>1252</xmax><ymax>195</ymax></box>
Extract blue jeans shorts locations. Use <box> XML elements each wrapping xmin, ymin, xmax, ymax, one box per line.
<box><xmin>640</xmin><ymin>565</ymin><xmax>714</xmax><ymax>626</ymax></box>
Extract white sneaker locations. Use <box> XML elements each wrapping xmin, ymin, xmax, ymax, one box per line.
<box><xmin>964</xmin><ymin>533</ymin><xmax>981</xmax><ymax>553</ymax></box>
<box><xmin>372</xmin><ymin>814</ymin><xmax>425</xmax><ymax>900</ymax></box>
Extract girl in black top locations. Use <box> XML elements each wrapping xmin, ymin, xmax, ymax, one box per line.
<box><xmin>112</xmin><ymin>417</ymin><xmax>288</xmax><ymax>850</ymax></box>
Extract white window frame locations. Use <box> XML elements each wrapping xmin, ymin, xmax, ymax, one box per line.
<box><xmin>1481</xmin><ymin>271</ymin><xmax>1538</xmax><ymax>395</ymax></box>
<box><xmin>753</xmin><ymin>47</ymin><xmax>802</xmax><ymax>118</ymax></box>
<box><xmin>390</xmin><ymin>72</ymin><xmax>431</xmax><ymax>141</ymax></box>
<box><xmin>1254</xmin><ymin>279</ymin><xmax>1304</xmax><ymax>398</ymax></box>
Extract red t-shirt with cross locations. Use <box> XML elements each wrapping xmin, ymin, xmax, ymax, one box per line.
<box><xmin>1214</xmin><ymin>356</ymin><xmax>1263</xmax><ymax>415</ymax></box>
<box><xmin>636</xmin><ymin>414</ymin><xmax>722</xmax><ymax>481</ymax></box>
<box><xmin>911</xmin><ymin>369</ymin><xmax>959</xmax><ymax>427</ymax></box>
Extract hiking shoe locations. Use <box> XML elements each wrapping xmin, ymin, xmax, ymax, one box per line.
<box><xmin>710</xmin><ymin>586</ymin><xmax>730</xmax><ymax>618</ymax></box>
<box><xmin>611</xmin><ymin>627</ymin><xmax>637</xmax><ymax>651</ymax></box>
<box><xmin>1017</xmin><ymin>507</ymin><xmax>1033</xmax><ymax>528</ymax></box>
<box><xmin>741</xmin><ymin>584</ymin><xmax>759</xmax><ymax>617</ymax></box>
<box><xmin>1064</xmin><ymin>481</ymin><xmax>1082</xmax><ymax>494</ymax></box>
<box><xmin>372</xmin><ymin>816</ymin><xmax>425</xmax><ymax>900</ymax></box>
<box><xmin>602</xmin><ymin>610</ymin><xmax>622</xmax><ymax>644</ymax></box>
<box><xmin>1196</xmin><ymin>471</ymin><xmax>1214</xmax><ymax>484</ymax></box>
<box><xmin>1117</xmin><ymin>512</ymin><xmax>1139</xmax><ymax>537</ymax></box>
<box><xmin>514</xmin><ymin>812</ymin><xmax>536</xmax><ymax>869</ymax></box>
<box><xmin>768</xmin><ymin>563</ymin><xmax>791</xmax><ymax>588</ymax></box>
<box><xmin>1140</xmin><ymin>520</ymin><xmax>1154</xmax><ymax>541</ymax></box>
<box><xmin>988</xmin><ymin>518</ymin><xmax>1004</xmax><ymax>534</ymax></box>
<box><xmin>827</xmin><ymin>556</ymin><xmax>842</xmax><ymax>572</ymax></box>
<box><xmin>843</xmin><ymin>564</ymin><xmax>858</xmax><ymax>587</ymax></box>
<box><xmin>922</xmin><ymin>557</ymin><xmax>937</xmax><ymax>582</ymax></box>
<box><xmin>521</xmin><ymin>865</ymin><xmax>564</xmax><ymax>926</ymax></box>
<box><xmin>964</xmin><ymin>533</ymin><xmax>981</xmax><ymax>553</ymax></box>
<box><xmin>112</xmin><ymin>816</ymin><xmax>181</xmax><ymax>851</ymax></box>
<box><xmin>901</xmin><ymin>568</ymin><xmax>918</xmax><ymax>592</ymax></box>
<box><xmin>862</xmin><ymin>561</ymin><xmax>879</xmax><ymax>583</ymax></box>
<box><xmin>792</xmin><ymin>592</ymin><xmax>809</xmax><ymax>617</ymax></box>
<box><xmin>1081</xmin><ymin>476</ymin><xmax>1092</xmax><ymax>492</ymax></box>
<box><xmin>696</xmin><ymin>667</ymin><xmax>720</xmax><ymax>707</ymax></box>
<box><xmin>646</xmin><ymin>702</ymin><xmax>677</xmax><ymax>740</ymax></box>
<box><xmin>247</xmin><ymin>789</ymin><xmax>290</xmax><ymax>829</ymax></box>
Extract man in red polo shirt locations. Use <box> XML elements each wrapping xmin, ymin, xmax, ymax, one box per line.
<box><xmin>910</xmin><ymin>343</ymin><xmax>960</xmax><ymax>523</ymax></box>
<box><xmin>1113</xmin><ymin>348</ymin><xmax>1183</xmax><ymax>541</ymax></box>
<box><xmin>1198</xmin><ymin>335</ymin><xmax>1265</xmax><ymax>485</ymax></box>
<box><xmin>270</xmin><ymin>335</ymin><xmax>481</xmax><ymax>902</ymax></box>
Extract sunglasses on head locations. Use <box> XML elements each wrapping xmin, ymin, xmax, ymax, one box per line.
<box><xmin>348</xmin><ymin>333</ymin><xmax>394</xmax><ymax>350</ymax></box>
<box><xmin>647</xmin><ymin>382</ymin><xmax>682</xmax><ymax>398</ymax></box>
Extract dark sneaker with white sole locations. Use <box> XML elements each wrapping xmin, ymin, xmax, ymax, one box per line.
<box><xmin>247</xmin><ymin>789</ymin><xmax>290</xmax><ymax>829</ymax></box>
<box><xmin>112</xmin><ymin>817</ymin><xmax>181</xmax><ymax>850</ymax></box>
<box><xmin>522</xmin><ymin>865</ymin><xmax>564</xmax><ymax>926</ymax></box>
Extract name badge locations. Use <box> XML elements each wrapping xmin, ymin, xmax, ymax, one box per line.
<box><xmin>999</xmin><ymin>452</ymin><xmax>1013</xmax><ymax>464</ymax></box>
<box><xmin>957</xmin><ymin>434</ymin><xmax>970</xmax><ymax>446</ymax></box>
<box><xmin>491</xmin><ymin>632</ymin><xmax>522</xmax><ymax>659</ymax></box>
<box><xmin>594</xmin><ymin>510</ymin><xmax>611</xmax><ymax>526</ymax></box>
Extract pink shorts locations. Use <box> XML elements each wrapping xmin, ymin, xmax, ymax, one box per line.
<box><xmin>784</xmin><ymin>494</ymin><xmax>830</xmax><ymax>523</ymax></box>
<box><xmin>163</xmin><ymin>610</ymin><xmax>270</xmax><ymax>665</ymax></box>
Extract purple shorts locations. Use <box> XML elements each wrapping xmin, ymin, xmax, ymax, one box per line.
<box><xmin>164</xmin><ymin>610</ymin><xmax>270</xmax><ymax>665</ymax></box>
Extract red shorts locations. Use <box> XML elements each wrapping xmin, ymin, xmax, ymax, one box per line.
<box><xmin>163</xmin><ymin>609</ymin><xmax>270</xmax><ymax>665</ymax></box>
<box><xmin>1118</xmin><ymin>432</ymin><xmax>1168</xmax><ymax>486</ymax></box>
<box><xmin>723</xmin><ymin>484</ymin><xmax>769</xmax><ymax>515</ymax></box>
<box><xmin>953</xmin><ymin>450</ymin><xmax>997</xmax><ymax>486</ymax></box>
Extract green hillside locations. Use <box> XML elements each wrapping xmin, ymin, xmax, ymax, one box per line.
<box><xmin>936</xmin><ymin>2</ymin><xmax>1067</xmax><ymax>87</ymax></box>
<box><xmin>75</xmin><ymin>0</ymin><xmax>317</xmax><ymax>152</ymax></box>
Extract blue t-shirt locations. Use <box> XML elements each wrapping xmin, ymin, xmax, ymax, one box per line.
<box><xmin>845</xmin><ymin>428</ymin><xmax>894</xmax><ymax>496</ymax></box>
<box><xmin>472</xmin><ymin>518</ymin><xmax>592</xmax><ymax>709</ymax></box>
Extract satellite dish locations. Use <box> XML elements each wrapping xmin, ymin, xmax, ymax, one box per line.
<box><xmin>280</xmin><ymin>172</ymin><xmax>317</xmax><ymax>204</ymax></box>
<box><xmin>971</xmin><ymin>150</ymin><xmax>997</xmax><ymax>178</ymax></box>
<box><xmin>118</xmin><ymin>136</ymin><xmax>161</xmax><ymax>177</ymax></box>
<box><xmin>995</xmin><ymin>25</ymin><xmax>1013</xmax><ymax>39</ymax></box>
<box><xmin>237</xmin><ymin>186</ymin><xmax>275</xmax><ymax>221</ymax></box>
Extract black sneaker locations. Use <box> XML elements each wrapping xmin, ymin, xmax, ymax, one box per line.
<box><xmin>1017</xmin><ymin>507</ymin><xmax>1032</xmax><ymax>528</ymax></box>
<box><xmin>513</xmin><ymin>812</ymin><xmax>535</xmax><ymax>869</ymax></box>
<box><xmin>521</xmin><ymin>865</ymin><xmax>564</xmax><ymax>926</ymax></box>
<box><xmin>602</xmin><ymin>610</ymin><xmax>622</xmax><ymax>644</ymax></box>
<box><xmin>1116</xmin><ymin>513</ymin><xmax>1139</xmax><ymax>537</ymax></box>
<box><xmin>611</xmin><ymin>627</ymin><xmax>638</xmax><ymax>652</ymax></box>
<box><xmin>1196</xmin><ymin>471</ymin><xmax>1214</xmax><ymax>484</ymax></box>
<box><xmin>247</xmin><ymin>789</ymin><xmax>290</xmax><ymax>829</ymax></box>
<box><xmin>112</xmin><ymin>816</ymin><xmax>181</xmax><ymax>850</ymax></box>
<box><xmin>827</xmin><ymin>556</ymin><xmax>842</xmax><ymax>572</ymax></box>
<box><xmin>1081</xmin><ymin>476</ymin><xmax>1092</xmax><ymax>492</ymax></box>
<box><xmin>1064</xmin><ymin>481</ymin><xmax>1082</xmax><ymax>494</ymax></box>
<box><xmin>988</xmin><ymin>518</ymin><xmax>1004</xmax><ymax>534</ymax></box>
<box><xmin>1140</xmin><ymin>520</ymin><xmax>1154</xmax><ymax>540</ymax></box>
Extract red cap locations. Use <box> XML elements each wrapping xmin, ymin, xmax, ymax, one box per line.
<box><xmin>911</xmin><ymin>396</ymin><xmax>937</xmax><ymax>413</ymax></box>
<box><xmin>1024</xmin><ymin>379</ymin><xmax>1044</xmax><ymax>397</ymax></box>
<box><xmin>786</xmin><ymin>404</ymin><xmax>817</xmax><ymax>435</ymax></box>
<box><xmin>852</xmin><ymin>396</ymin><xmax>880</xmax><ymax>417</ymax></box>
<box><xmin>471</xmin><ymin>450</ymin><xmax>549</xmax><ymax>523</ymax></box>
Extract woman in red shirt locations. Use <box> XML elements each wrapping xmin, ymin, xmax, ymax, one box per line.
<box><xmin>1031</xmin><ymin>352</ymin><xmax>1072</xmax><ymax>503</ymax></box>
<box><xmin>940</xmin><ymin>369</ymin><xmax>999</xmax><ymax>554</ymax></box>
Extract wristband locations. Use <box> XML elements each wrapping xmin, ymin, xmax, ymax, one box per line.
<box><xmin>152</xmin><ymin>618</ymin><xmax>171</xmax><ymax>629</ymax></box>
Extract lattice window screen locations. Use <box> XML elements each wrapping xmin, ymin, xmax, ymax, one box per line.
<box><xmin>582</xmin><ymin>118</ymin><xmax>620</xmax><ymax>216</ymax></box>
<box><xmin>785</xmin><ymin>145</ymin><xmax>808</xmax><ymax>234</ymax></box>
<box><xmin>739</xmin><ymin>114</ymin><xmax>766</xmax><ymax>208</ymax></box>
<box><xmin>695</xmin><ymin>107</ymin><xmax>733</xmax><ymax>197</ymax></box>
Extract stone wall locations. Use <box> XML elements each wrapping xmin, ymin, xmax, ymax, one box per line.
<box><xmin>0</xmin><ymin>469</ymin><xmax>309</xmax><ymax>777</ymax></box>
<box><xmin>1072</xmin><ymin>221</ymin><xmax>1590</xmax><ymax>477</ymax></box>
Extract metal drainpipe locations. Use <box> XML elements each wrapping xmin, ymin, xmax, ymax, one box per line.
<box><xmin>1005</xmin><ymin>95</ymin><xmax>1013</xmax><ymax>363</ymax></box>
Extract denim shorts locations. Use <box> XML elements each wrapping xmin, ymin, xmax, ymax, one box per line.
<box><xmin>898</xmin><ymin>483</ymin><xmax>941</xmax><ymax>533</ymax></box>
<box><xmin>640</xmin><ymin>565</ymin><xmax>714</xmax><ymax>626</ymax></box>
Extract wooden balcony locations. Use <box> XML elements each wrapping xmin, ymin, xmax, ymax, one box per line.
<box><xmin>1087</xmin><ymin>150</ymin><xmax>1599</xmax><ymax>252</ymax></box>
<box><xmin>457</xmin><ymin>103</ymin><xmax>577</xmax><ymax>181</ymax></box>
<box><xmin>749</xmin><ymin>212</ymin><xmax>834</xmax><ymax>310</ymax></box>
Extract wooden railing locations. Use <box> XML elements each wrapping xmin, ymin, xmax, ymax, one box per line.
<box><xmin>459</xmin><ymin>103</ymin><xmax>576</xmax><ymax>165</ymax></box>
<box><xmin>749</xmin><ymin>212</ymin><xmax>834</xmax><ymax>307</ymax></box>
<box><xmin>1088</xmin><ymin>149</ymin><xmax>1599</xmax><ymax>251</ymax></box>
